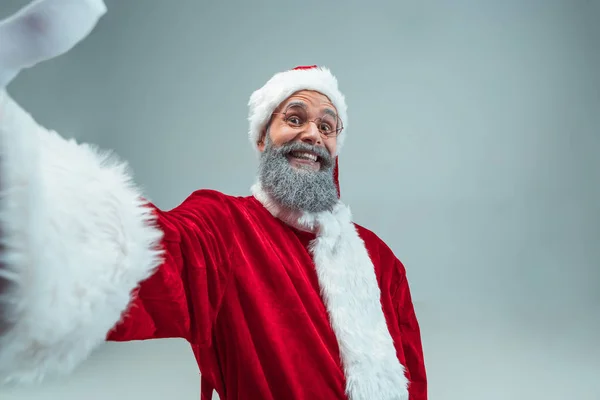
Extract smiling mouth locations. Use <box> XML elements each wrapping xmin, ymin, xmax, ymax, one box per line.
<box><xmin>287</xmin><ymin>151</ymin><xmax>321</xmax><ymax>170</ymax></box>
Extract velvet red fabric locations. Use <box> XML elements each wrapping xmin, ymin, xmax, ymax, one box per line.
<box><xmin>108</xmin><ymin>190</ymin><xmax>427</xmax><ymax>399</ymax></box>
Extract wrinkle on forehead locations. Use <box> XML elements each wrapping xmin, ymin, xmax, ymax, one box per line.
<box><xmin>278</xmin><ymin>90</ymin><xmax>337</xmax><ymax>114</ymax></box>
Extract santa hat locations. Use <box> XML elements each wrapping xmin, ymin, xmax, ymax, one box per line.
<box><xmin>247</xmin><ymin>65</ymin><xmax>348</xmax><ymax>156</ymax></box>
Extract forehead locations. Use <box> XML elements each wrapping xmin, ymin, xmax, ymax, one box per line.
<box><xmin>278</xmin><ymin>90</ymin><xmax>336</xmax><ymax>112</ymax></box>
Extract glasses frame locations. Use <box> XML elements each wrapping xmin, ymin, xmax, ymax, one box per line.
<box><xmin>272</xmin><ymin>105</ymin><xmax>344</xmax><ymax>138</ymax></box>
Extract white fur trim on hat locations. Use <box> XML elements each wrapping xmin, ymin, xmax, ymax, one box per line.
<box><xmin>248</xmin><ymin>66</ymin><xmax>348</xmax><ymax>156</ymax></box>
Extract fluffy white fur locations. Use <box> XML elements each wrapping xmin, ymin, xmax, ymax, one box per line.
<box><xmin>252</xmin><ymin>183</ymin><xmax>409</xmax><ymax>400</ymax></box>
<box><xmin>0</xmin><ymin>91</ymin><xmax>164</xmax><ymax>383</ymax></box>
<box><xmin>247</xmin><ymin>66</ymin><xmax>349</xmax><ymax>156</ymax></box>
<box><xmin>0</xmin><ymin>0</ymin><xmax>107</xmax><ymax>88</ymax></box>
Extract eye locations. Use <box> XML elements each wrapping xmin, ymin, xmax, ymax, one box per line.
<box><xmin>286</xmin><ymin>115</ymin><xmax>304</xmax><ymax>127</ymax></box>
<box><xmin>319</xmin><ymin>122</ymin><xmax>333</xmax><ymax>132</ymax></box>
<box><xmin>320</xmin><ymin>114</ymin><xmax>338</xmax><ymax>134</ymax></box>
<box><xmin>283</xmin><ymin>105</ymin><xmax>308</xmax><ymax>128</ymax></box>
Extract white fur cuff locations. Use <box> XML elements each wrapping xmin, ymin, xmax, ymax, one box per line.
<box><xmin>0</xmin><ymin>92</ymin><xmax>163</xmax><ymax>383</ymax></box>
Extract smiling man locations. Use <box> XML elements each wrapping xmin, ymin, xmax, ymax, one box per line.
<box><xmin>0</xmin><ymin>1</ymin><xmax>427</xmax><ymax>400</ymax></box>
<box><xmin>257</xmin><ymin>90</ymin><xmax>341</xmax><ymax>213</ymax></box>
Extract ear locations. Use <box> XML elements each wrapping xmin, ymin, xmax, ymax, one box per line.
<box><xmin>257</xmin><ymin>127</ymin><xmax>268</xmax><ymax>152</ymax></box>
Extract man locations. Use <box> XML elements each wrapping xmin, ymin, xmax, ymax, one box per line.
<box><xmin>0</xmin><ymin>1</ymin><xmax>427</xmax><ymax>399</ymax></box>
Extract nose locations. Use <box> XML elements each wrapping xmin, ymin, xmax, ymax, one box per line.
<box><xmin>299</xmin><ymin>121</ymin><xmax>322</xmax><ymax>146</ymax></box>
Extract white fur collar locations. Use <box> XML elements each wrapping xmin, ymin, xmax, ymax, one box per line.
<box><xmin>251</xmin><ymin>183</ymin><xmax>409</xmax><ymax>400</ymax></box>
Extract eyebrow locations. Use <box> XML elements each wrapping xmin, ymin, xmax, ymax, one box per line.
<box><xmin>284</xmin><ymin>101</ymin><xmax>338</xmax><ymax>117</ymax></box>
<box><xmin>322</xmin><ymin>108</ymin><xmax>338</xmax><ymax>118</ymax></box>
<box><xmin>284</xmin><ymin>101</ymin><xmax>308</xmax><ymax>110</ymax></box>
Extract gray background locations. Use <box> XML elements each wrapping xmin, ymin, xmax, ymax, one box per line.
<box><xmin>1</xmin><ymin>0</ymin><xmax>599</xmax><ymax>399</ymax></box>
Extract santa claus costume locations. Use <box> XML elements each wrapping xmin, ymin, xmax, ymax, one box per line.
<box><xmin>0</xmin><ymin>1</ymin><xmax>427</xmax><ymax>399</ymax></box>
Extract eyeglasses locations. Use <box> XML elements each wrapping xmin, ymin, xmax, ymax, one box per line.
<box><xmin>272</xmin><ymin>103</ymin><xmax>344</xmax><ymax>138</ymax></box>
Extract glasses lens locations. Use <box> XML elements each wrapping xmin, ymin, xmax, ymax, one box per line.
<box><xmin>319</xmin><ymin>113</ymin><xmax>340</xmax><ymax>136</ymax></box>
<box><xmin>283</xmin><ymin>105</ymin><xmax>307</xmax><ymax>128</ymax></box>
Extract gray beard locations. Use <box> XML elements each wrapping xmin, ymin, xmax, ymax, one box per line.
<box><xmin>258</xmin><ymin>136</ymin><xmax>338</xmax><ymax>213</ymax></box>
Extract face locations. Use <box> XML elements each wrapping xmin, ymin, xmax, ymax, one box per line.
<box><xmin>256</xmin><ymin>90</ymin><xmax>340</xmax><ymax>213</ymax></box>
<box><xmin>257</xmin><ymin>90</ymin><xmax>338</xmax><ymax>164</ymax></box>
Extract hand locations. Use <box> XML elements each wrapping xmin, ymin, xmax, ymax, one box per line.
<box><xmin>0</xmin><ymin>0</ymin><xmax>107</xmax><ymax>88</ymax></box>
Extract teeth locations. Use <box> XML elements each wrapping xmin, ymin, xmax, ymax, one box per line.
<box><xmin>291</xmin><ymin>151</ymin><xmax>318</xmax><ymax>162</ymax></box>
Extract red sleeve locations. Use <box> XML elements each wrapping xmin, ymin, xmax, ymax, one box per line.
<box><xmin>107</xmin><ymin>190</ymin><xmax>231</xmax><ymax>347</ymax></box>
<box><xmin>394</xmin><ymin>261</ymin><xmax>428</xmax><ymax>400</ymax></box>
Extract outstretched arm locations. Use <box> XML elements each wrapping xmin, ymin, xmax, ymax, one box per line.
<box><xmin>0</xmin><ymin>0</ymin><xmax>228</xmax><ymax>384</ymax></box>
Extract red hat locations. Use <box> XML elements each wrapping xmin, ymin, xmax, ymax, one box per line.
<box><xmin>247</xmin><ymin>65</ymin><xmax>349</xmax><ymax>156</ymax></box>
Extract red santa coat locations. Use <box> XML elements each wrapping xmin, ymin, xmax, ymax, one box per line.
<box><xmin>107</xmin><ymin>182</ymin><xmax>427</xmax><ymax>400</ymax></box>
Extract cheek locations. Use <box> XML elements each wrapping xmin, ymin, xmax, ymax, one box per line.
<box><xmin>269</xmin><ymin>125</ymin><xmax>296</xmax><ymax>146</ymax></box>
<box><xmin>325</xmin><ymin>139</ymin><xmax>337</xmax><ymax>157</ymax></box>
